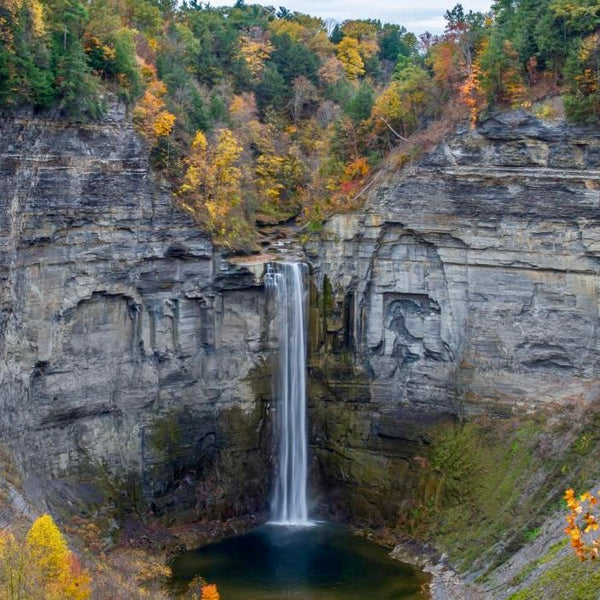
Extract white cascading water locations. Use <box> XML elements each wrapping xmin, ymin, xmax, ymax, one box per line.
<box><xmin>265</xmin><ymin>262</ymin><xmax>310</xmax><ymax>525</ymax></box>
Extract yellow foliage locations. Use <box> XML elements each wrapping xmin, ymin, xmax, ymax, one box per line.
<box><xmin>133</xmin><ymin>80</ymin><xmax>176</xmax><ymax>144</ymax></box>
<box><xmin>336</xmin><ymin>37</ymin><xmax>365</xmax><ymax>80</ymax></box>
<box><xmin>179</xmin><ymin>128</ymin><xmax>245</xmax><ymax>246</ymax></box>
<box><xmin>28</xmin><ymin>0</ymin><xmax>45</xmax><ymax>36</ymax></box>
<box><xmin>341</xmin><ymin>20</ymin><xmax>378</xmax><ymax>42</ymax></box>
<box><xmin>256</xmin><ymin>153</ymin><xmax>285</xmax><ymax>200</ymax></box>
<box><xmin>0</xmin><ymin>0</ymin><xmax>46</xmax><ymax>50</ymax></box>
<box><xmin>26</xmin><ymin>514</ymin><xmax>71</xmax><ymax>581</ymax></box>
<box><xmin>239</xmin><ymin>32</ymin><xmax>273</xmax><ymax>80</ymax></box>
<box><xmin>0</xmin><ymin>514</ymin><xmax>91</xmax><ymax>600</ymax></box>
<box><xmin>153</xmin><ymin>111</ymin><xmax>176</xmax><ymax>137</ymax></box>
<box><xmin>371</xmin><ymin>68</ymin><xmax>430</xmax><ymax>138</ymax></box>
<box><xmin>192</xmin><ymin>129</ymin><xmax>208</xmax><ymax>152</ymax></box>
<box><xmin>358</xmin><ymin>38</ymin><xmax>379</xmax><ymax>61</ymax></box>
<box><xmin>269</xmin><ymin>19</ymin><xmax>306</xmax><ymax>41</ymax></box>
<box><xmin>308</xmin><ymin>30</ymin><xmax>334</xmax><ymax>58</ymax></box>
<box><xmin>344</xmin><ymin>156</ymin><xmax>370</xmax><ymax>179</ymax></box>
<box><xmin>229</xmin><ymin>93</ymin><xmax>258</xmax><ymax>126</ymax></box>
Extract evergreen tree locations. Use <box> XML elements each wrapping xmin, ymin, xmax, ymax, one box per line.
<box><xmin>345</xmin><ymin>82</ymin><xmax>374</xmax><ymax>123</ymax></box>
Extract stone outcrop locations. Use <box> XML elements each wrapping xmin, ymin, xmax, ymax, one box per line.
<box><xmin>305</xmin><ymin>111</ymin><xmax>600</xmax><ymax>524</ymax></box>
<box><xmin>0</xmin><ymin>106</ymin><xmax>273</xmax><ymax>522</ymax></box>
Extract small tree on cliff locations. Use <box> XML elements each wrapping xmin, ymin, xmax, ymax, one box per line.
<box><xmin>178</xmin><ymin>128</ymin><xmax>256</xmax><ymax>250</ymax></box>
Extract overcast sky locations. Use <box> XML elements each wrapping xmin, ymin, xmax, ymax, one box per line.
<box><xmin>204</xmin><ymin>0</ymin><xmax>493</xmax><ymax>34</ymax></box>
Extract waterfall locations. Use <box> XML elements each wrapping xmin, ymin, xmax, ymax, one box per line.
<box><xmin>265</xmin><ymin>262</ymin><xmax>310</xmax><ymax>525</ymax></box>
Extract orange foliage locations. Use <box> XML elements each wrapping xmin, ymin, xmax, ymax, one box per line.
<box><xmin>430</xmin><ymin>40</ymin><xmax>466</xmax><ymax>90</ymax></box>
<box><xmin>500</xmin><ymin>41</ymin><xmax>528</xmax><ymax>108</ymax></box>
<box><xmin>344</xmin><ymin>156</ymin><xmax>370</xmax><ymax>179</ymax></box>
<box><xmin>564</xmin><ymin>488</ymin><xmax>600</xmax><ymax>561</ymax></box>
<box><xmin>201</xmin><ymin>583</ymin><xmax>221</xmax><ymax>600</ymax></box>
<box><xmin>133</xmin><ymin>80</ymin><xmax>176</xmax><ymax>143</ymax></box>
<box><xmin>459</xmin><ymin>60</ymin><xmax>484</xmax><ymax>128</ymax></box>
<box><xmin>318</xmin><ymin>56</ymin><xmax>345</xmax><ymax>84</ymax></box>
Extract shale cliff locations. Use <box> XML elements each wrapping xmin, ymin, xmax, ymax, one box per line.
<box><xmin>0</xmin><ymin>106</ymin><xmax>272</xmax><ymax>524</ymax></box>
<box><xmin>306</xmin><ymin>111</ymin><xmax>600</xmax><ymax>525</ymax></box>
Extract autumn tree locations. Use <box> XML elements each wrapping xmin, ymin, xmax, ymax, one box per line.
<box><xmin>133</xmin><ymin>79</ymin><xmax>176</xmax><ymax>143</ymax></box>
<box><xmin>477</xmin><ymin>35</ymin><xmax>527</xmax><ymax>108</ymax></box>
<box><xmin>371</xmin><ymin>60</ymin><xmax>433</xmax><ymax>139</ymax></box>
<box><xmin>460</xmin><ymin>55</ymin><xmax>485</xmax><ymax>126</ymax></box>
<box><xmin>341</xmin><ymin>20</ymin><xmax>379</xmax><ymax>76</ymax></box>
<box><xmin>238</xmin><ymin>27</ymin><xmax>273</xmax><ymax>81</ymax></box>
<box><xmin>336</xmin><ymin>37</ymin><xmax>365</xmax><ymax>80</ymax></box>
<box><xmin>443</xmin><ymin>4</ymin><xmax>485</xmax><ymax>73</ymax></box>
<box><xmin>318</xmin><ymin>56</ymin><xmax>345</xmax><ymax>85</ymax></box>
<box><xmin>429</xmin><ymin>40</ymin><xmax>465</xmax><ymax>95</ymax></box>
<box><xmin>0</xmin><ymin>514</ymin><xmax>91</xmax><ymax>600</ymax></box>
<box><xmin>179</xmin><ymin>128</ymin><xmax>253</xmax><ymax>249</ymax></box>
<box><xmin>249</xmin><ymin>119</ymin><xmax>306</xmax><ymax>216</ymax></box>
<box><xmin>270</xmin><ymin>18</ymin><xmax>309</xmax><ymax>45</ymax></box>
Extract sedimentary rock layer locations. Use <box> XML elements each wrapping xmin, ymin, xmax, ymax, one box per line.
<box><xmin>0</xmin><ymin>107</ymin><xmax>271</xmax><ymax>520</ymax></box>
<box><xmin>306</xmin><ymin>111</ymin><xmax>600</xmax><ymax>523</ymax></box>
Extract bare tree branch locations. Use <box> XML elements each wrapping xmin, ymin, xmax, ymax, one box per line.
<box><xmin>379</xmin><ymin>117</ymin><xmax>408</xmax><ymax>141</ymax></box>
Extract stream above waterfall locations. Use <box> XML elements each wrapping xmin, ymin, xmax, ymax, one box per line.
<box><xmin>170</xmin><ymin>523</ymin><xmax>429</xmax><ymax>599</ymax></box>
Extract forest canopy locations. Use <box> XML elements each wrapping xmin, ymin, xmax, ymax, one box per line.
<box><xmin>1</xmin><ymin>0</ymin><xmax>598</xmax><ymax>249</ymax></box>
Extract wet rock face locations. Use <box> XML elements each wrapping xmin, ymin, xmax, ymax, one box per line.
<box><xmin>0</xmin><ymin>109</ymin><xmax>272</xmax><ymax>521</ymax></box>
<box><xmin>306</xmin><ymin>111</ymin><xmax>600</xmax><ymax>524</ymax></box>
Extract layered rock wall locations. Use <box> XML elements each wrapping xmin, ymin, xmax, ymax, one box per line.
<box><xmin>306</xmin><ymin>112</ymin><xmax>600</xmax><ymax>523</ymax></box>
<box><xmin>0</xmin><ymin>107</ymin><xmax>272</xmax><ymax>521</ymax></box>
<box><xmin>3</xmin><ymin>107</ymin><xmax>600</xmax><ymax>534</ymax></box>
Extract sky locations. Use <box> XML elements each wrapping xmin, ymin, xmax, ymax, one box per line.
<box><xmin>204</xmin><ymin>0</ymin><xmax>493</xmax><ymax>34</ymax></box>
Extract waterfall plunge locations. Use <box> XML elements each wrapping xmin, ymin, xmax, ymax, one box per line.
<box><xmin>265</xmin><ymin>262</ymin><xmax>310</xmax><ymax>525</ymax></box>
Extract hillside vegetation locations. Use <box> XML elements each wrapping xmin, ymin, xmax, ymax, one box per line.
<box><xmin>1</xmin><ymin>0</ymin><xmax>598</xmax><ymax>249</ymax></box>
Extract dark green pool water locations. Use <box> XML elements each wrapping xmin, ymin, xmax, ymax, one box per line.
<box><xmin>170</xmin><ymin>523</ymin><xmax>429</xmax><ymax>599</ymax></box>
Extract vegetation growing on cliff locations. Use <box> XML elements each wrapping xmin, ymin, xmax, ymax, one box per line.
<box><xmin>0</xmin><ymin>0</ymin><xmax>598</xmax><ymax>248</ymax></box>
<box><xmin>392</xmin><ymin>405</ymin><xmax>600</xmax><ymax>588</ymax></box>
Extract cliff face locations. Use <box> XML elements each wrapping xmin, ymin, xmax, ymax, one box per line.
<box><xmin>0</xmin><ymin>107</ymin><xmax>272</xmax><ymax>522</ymax></box>
<box><xmin>306</xmin><ymin>111</ymin><xmax>600</xmax><ymax>524</ymax></box>
<box><xmin>3</xmin><ymin>107</ymin><xmax>600</xmax><ymax>542</ymax></box>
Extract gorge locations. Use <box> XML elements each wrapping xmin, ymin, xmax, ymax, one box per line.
<box><xmin>2</xmin><ymin>105</ymin><xmax>600</xmax><ymax>597</ymax></box>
